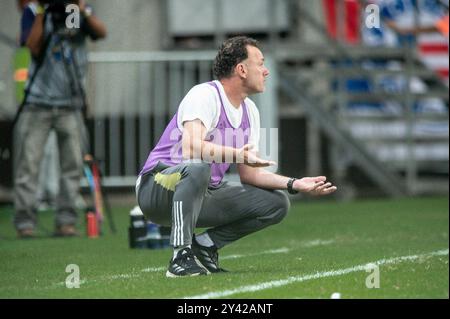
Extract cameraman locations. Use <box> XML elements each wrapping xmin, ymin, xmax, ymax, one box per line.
<box><xmin>14</xmin><ymin>0</ymin><xmax>106</xmax><ymax>238</ymax></box>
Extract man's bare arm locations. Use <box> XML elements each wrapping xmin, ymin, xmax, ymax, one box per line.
<box><xmin>25</xmin><ymin>9</ymin><xmax>45</xmax><ymax>57</ymax></box>
<box><xmin>238</xmin><ymin>164</ymin><xmax>337</xmax><ymax>196</ymax></box>
<box><xmin>182</xmin><ymin>119</ymin><xmax>274</xmax><ymax>167</ymax></box>
<box><xmin>79</xmin><ymin>0</ymin><xmax>107</xmax><ymax>39</ymax></box>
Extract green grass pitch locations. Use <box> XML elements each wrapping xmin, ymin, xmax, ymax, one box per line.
<box><xmin>0</xmin><ymin>196</ymin><xmax>448</xmax><ymax>298</ymax></box>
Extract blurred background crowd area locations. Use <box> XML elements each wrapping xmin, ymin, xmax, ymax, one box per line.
<box><xmin>0</xmin><ymin>0</ymin><xmax>448</xmax><ymax>202</ymax></box>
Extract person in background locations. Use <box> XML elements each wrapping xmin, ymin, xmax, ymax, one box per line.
<box><xmin>14</xmin><ymin>0</ymin><xmax>106</xmax><ymax>238</ymax></box>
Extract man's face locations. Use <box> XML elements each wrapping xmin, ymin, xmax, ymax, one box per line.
<box><xmin>241</xmin><ymin>45</ymin><xmax>269</xmax><ymax>94</ymax></box>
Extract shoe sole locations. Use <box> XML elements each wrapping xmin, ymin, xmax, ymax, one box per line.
<box><xmin>165</xmin><ymin>270</ymin><xmax>207</xmax><ymax>278</ymax></box>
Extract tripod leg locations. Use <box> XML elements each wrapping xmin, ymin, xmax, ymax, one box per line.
<box><xmin>92</xmin><ymin>161</ymin><xmax>117</xmax><ymax>234</ymax></box>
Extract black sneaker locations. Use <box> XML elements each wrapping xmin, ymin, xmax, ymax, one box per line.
<box><xmin>192</xmin><ymin>235</ymin><xmax>228</xmax><ymax>273</ymax></box>
<box><xmin>166</xmin><ymin>247</ymin><xmax>208</xmax><ymax>278</ymax></box>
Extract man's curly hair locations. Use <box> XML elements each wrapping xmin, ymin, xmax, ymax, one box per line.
<box><xmin>213</xmin><ymin>36</ymin><xmax>259</xmax><ymax>80</ymax></box>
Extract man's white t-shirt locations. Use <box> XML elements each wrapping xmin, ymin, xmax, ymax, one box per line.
<box><xmin>177</xmin><ymin>80</ymin><xmax>261</xmax><ymax>151</ymax></box>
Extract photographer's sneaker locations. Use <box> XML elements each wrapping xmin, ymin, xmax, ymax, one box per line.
<box><xmin>166</xmin><ymin>247</ymin><xmax>208</xmax><ymax>278</ymax></box>
<box><xmin>54</xmin><ymin>225</ymin><xmax>79</xmax><ymax>237</ymax></box>
<box><xmin>17</xmin><ymin>228</ymin><xmax>36</xmax><ymax>239</ymax></box>
<box><xmin>192</xmin><ymin>235</ymin><xmax>228</xmax><ymax>273</ymax></box>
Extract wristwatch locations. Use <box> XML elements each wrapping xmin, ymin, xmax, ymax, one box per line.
<box><xmin>287</xmin><ymin>178</ymin><xmax>299</xmax><ymax>194</ymax></box>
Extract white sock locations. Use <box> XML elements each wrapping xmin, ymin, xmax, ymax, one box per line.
<box><xmin>173</xmin><ymin>245</ymin><xmax>191</xmax><ymax>260</ymax></box>
<box><xmin>195</xmin><ymin>232</ymin><xmax>214</xmax><ymax>247</ymax></box>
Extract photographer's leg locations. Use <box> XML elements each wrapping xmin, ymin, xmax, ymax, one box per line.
<box><xmin>54</xmin><ymin>109</ymin><xmax>83</xmax><ymax>230</ymax></box>
<box><xmin>13</xmin><ymin>107</ymin><xmax>52</xmax><ymax>236</ymax></box>
<box><xmin>36</xmin><ymin>130</ymin><xmax>59</xmax><ymax>210</ymax></box>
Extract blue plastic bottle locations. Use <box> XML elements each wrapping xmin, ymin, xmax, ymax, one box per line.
<box><xmin>146</xmin><ymin>222</ymin><xmax>161</xmax><ymax>249</ymax></box>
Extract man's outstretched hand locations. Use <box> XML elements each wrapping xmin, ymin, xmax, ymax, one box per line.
<box><xmin>293</xmin><ymin>176</ymin><xmax>337</xmax><ymax>196</ymax></box>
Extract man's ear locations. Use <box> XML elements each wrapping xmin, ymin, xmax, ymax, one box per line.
<box><xmin>235</xmin><ymin>63</ymin><xmax>247</xmax><ymax>79</ymax></box>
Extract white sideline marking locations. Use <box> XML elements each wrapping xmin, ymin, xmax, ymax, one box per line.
<box><xmin>53</xmin><ymin>279</ymin><xmax>88</xmax><ymax>287</ymax></box>
<box><xmin>140</xmin><ymin>247</ymin><xmax>292</xmax><ymax>270</ymax></box>
<box><xmin>222</xmin><ymin>247</ymin><xmax>290</xmax><ymax>260</ymax></box>
<box><xmin>110</xmin><ymin>274</ymin><xmax>140</xmax><ymax>279</ymax></box>
<box><xmin>184</xmin><ymin>249</ymin><xmax>449</xmax><ymax>299</ymax></box>
<box><xmin>141</xmin><ymin>267</ymin><xmax>165</xmax><ymax>272</ymax></box>
<box><xmin>46</xmin><ymin>239</ymin><xmax>337</xmax><ymax>288</ymax></box>
<box><xmin>51</xmin><ymin>271</ymin><xmax>139</xmax><ymax>288</ymax></box>
<box><xmin>48</xmin><ymin>246</ymin><xmax>293</xmax><ymax>288</ymax></box>
<box><xmin>300</xmin><ymin>239</ymin><xmax>335</xmax><ymax>248</ymax></box>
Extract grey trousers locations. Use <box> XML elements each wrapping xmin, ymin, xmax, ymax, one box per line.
<box><xmin>13</xmin><ymin>105</ymin><xmax>84</xmax><ymax>230</ymax></box>
<box><xmin>36</xmin><ymin>131</ymin><xmax>59</xmax><ymax>206</ymax></box>
<box><xmin>136</xmin><ymin>162</ymin><xmax>290</xmax><ymax>249</ymax></box>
